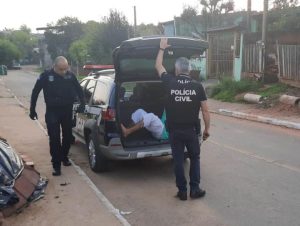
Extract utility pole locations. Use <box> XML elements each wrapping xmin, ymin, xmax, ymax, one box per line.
<box><xmin>262</xmin><ymin>0</ymin><xmax>268</xmax><ymax>82</ymax></box>
<box><xmin>133</xmin><ymin>6</ymin><xmax>137</xmax><ymax>37</ymax></box>
<box><xmin>247</xmin><ymin>0</ymin><xmax>252</xmax><ymax>32</ymax></box>
<box><xmin>262</xmin><ymin>0</ymin><xmax>268</xmax><ymax>45</ymax></box>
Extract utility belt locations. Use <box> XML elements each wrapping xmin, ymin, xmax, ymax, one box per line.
<box><xmin>46</xmin><ymin>103</ymin><xmax>73</xmax><ymax>112</ymax></box>
<box><xmin>166</xmin><ymin>119</ymin><xmax>201</xmax><ymax>135</ymax></box>
<box><xmin>45</xmin><ymin>97</ymin><xmax>74</xmax><ymax>108</ymax></box>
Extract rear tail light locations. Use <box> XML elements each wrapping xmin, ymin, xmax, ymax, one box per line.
<box><xmin>102</xmin><ymin>108</ymin><xmax>116</xmax><ymax>121</ymax></box>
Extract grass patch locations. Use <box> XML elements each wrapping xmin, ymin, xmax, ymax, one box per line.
<box><xmin>257</xmin><ymin>83</ymin><xmax>288</xmax><ymax>97</ymax></box>
<box><xmin>34</xmin><ymin>68</ymin><xmax>43</xmax><ymax>73</ymax></box>
<box><xmin>211</xmin><ymin>78</ymin><xmax>262</xmax><ymax>102</ymax></box>
<box><xmin>211</xmin><ymin>78</ymin><xmax>289</xmax><ymax>102</ymax></box>
<box><xmin>77</xmin><ymin>75</ymin><xmax>86</xmax><ymax>81</ymax></box>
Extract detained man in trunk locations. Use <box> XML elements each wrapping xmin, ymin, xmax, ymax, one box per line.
<box><xmin>121</xmin><ymin>109</ymin><xmax>168</xmax><ymax>140</ymax></box>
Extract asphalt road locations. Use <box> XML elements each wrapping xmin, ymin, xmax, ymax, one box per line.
<box><xmin>3</xmin><ymin>67</ymin><xmax>300</xmax><ymax>226</ymax></box>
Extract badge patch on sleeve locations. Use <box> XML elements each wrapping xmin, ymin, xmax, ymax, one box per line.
<box><xmin>48</xmin><ymin>75</ymin><xmax>54</xmax><ymax>82</ymax></box>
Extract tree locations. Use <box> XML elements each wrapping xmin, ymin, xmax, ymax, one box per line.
<box><xmin>268</xmin><ymin>6</ymin><xmax>300</xmax><ymax>32</ymax></box>
<box><xmin>56</xmin><ymin>17</ymin><xmax>83</xmax><ymax>45</ymax></box>
<box><xmin>200</xmin><ymin>0</ymin><xmax>234</xmax><ymax>14</ymax></box>
<box><xmin>88</xmin><ymin>23</ymin><xmax>113</xmax><ymax>64</ymax></box>
<box><xmin>181</xmin><ymin>6</ymin><xmax>204</xmax><ymax>37</ymax></box>
<box><xmin>0</xmin><ymin>39</ymin><xmax>21</xmax><ymax>66</ymax></box>
<box><xmin>2</xmin><ymin>28</ymin><xmax>38</xmax><ymax>63</ymax></box>
<box><xmin>44</xmin><ymin>17</ymin><xmax>84</xmax><ymax>60</ymax></box>
<box><xmin>273</xmin><ymin>0</ymin><xmax>299</xmax><ymax>9</ymax></box>
<box><xmin>199</xmin><ymin>0</ymin><xmax>234</xmax><ymax>29</ymax></box>
<box><xmin>7</xmin><ymin>30</ymin><xmax>37</xmax><ymax>60</ymax></box>
<box><xmin>88</xmin><ymin>9</ymin><xmax>129</xmax><ymax>64</ymax></box>
<box><xmin>19</xmin><ymin>24</ymin><xmax>31</xmax><ymax>34</ymax></box>
<box><xmin>69</xmin><ymin>40</ymin><xmax>88</xmax><ymax>75</ymax></box>
<box><xmin>103</xmin><ymin>9</ymin><xmax>129</xmax><ymax>49</ymax></box>
<box><xmin>181</xmin><ymin>6</ymin><xmax>198</xmax><ymax>19</ymax></box>
<box><xmin>136</xmin><ymin>23</ymin><xmax>161</xmax><ymax>36</ymax></box>
<box><xmin>42</xmin><ymin>12</ymin><xmax>129</xmax><ymax>65</ymax></box>
<box><xmin>82</xmin><ymin>21</ymin><xmax>102</xmax><ymax>46</ymax></box>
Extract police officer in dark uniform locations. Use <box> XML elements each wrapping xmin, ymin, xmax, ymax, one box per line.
<box><xmin>29</xmin><ymin>56</ymin><xmax>85</xmax><ymax>176</ymax></box>
<box><xmin>155</xmin><ymin>38</ymin><xmax>211</xmax><ymax>200</ymax></box>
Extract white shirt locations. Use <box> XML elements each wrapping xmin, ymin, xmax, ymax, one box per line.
<box><xmin>131</xmin><ymin>109</ymin><xmax>164</xmax><ymax>139</ymax></box>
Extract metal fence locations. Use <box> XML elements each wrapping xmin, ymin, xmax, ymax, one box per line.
<box><xmin>277</xmin><ymin>44</ymin><xmax>300</xmax><ymax>84</ymax></box>
<box><xmin>243</xmin><ymin>44</ymin><xmax>262</xmax><ymax>73</ymax></box>
<box><xmin>207</xmin><ymin>32</ymin><xmax>234</xmax><ymax>78</ymax></box>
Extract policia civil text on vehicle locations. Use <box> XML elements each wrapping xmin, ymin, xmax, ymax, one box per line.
<box><xmin>29</xmin><ymin>56</ymin><xmax>85</xmax><ymax>176</ymax></box>
<box><xmin>155</xmin><ymin>38</ymin><xmax>211</xmax><ymax>201</ymax></box>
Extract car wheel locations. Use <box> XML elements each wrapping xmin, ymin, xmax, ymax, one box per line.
<box><xmin>87</xmin><ymin>134</ymin><xmax>109</xmax><ymax>172</ymax></box>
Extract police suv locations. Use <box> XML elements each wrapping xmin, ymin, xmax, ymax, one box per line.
<box><xmin>72</xmin><ymin>36</ymin><xmax>208</xmax><ymax>172</ymax></box>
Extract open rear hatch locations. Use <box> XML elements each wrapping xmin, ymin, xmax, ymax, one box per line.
<box><xmin>117</xmin><ymin>80</ymin><xmax>168</xmax><ymax>147</ymax></box>
<box><xmin>113</xmin><ymin>36</ymin><xmax>208</xmax><ymax>82</ymax></box>
<box><xmin>113</xmin><ymin>36</ymin><xmax>208</xmax><ymax>148</ymax></box>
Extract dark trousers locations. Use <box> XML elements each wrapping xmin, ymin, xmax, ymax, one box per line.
<box><xmin>45</xmin><ymin>106</ymin><xmax>73</xmax><ymax>169</ymax></box>
<box><xmin>169</xmin><ymin>127</ymin><xmax>201</xmax><ymax>192</ymax></box>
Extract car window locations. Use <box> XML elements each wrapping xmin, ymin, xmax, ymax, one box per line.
<box><xmin>80</xmin><ymin>79</ymin><xmax>88</xmax><ymax>89</ymax></box>
<box><xmin>109</xmin><ymin>86</ymin><xmax>115</xmax><ymax>107</ymax></box>
<box><xmin>120</xmin><ymin>82</ymin><xmax>135</xmax><ymax>102</ymax></box>
<box><xmin>120</xmin><ymin>81</ymin><xmax>164</xmax><ymax>103</ymax></box>
<box><xmin>91</xmin><ymin>81</ymin><xmax>110</xmax><ymax>105</ymax></box>
<box><xmin>84</xmin><ymin>79</ymin><xmax>97</xmax><ymax>104</ymax></box>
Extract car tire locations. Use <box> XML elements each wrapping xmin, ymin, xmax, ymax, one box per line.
<box><xmin>87</xmin><ymin>134</ymin><xmax>110</xmax><ymax>172</ymax></box>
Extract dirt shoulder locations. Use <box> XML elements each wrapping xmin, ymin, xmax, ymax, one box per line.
<box><xmin>0</xmin><ymin>79</ymin><xmax>123</xmax><ymax>226</ymax></box>
<box><xmin>208</xmin><ymin>98</ymin><xmax>300</xmax><ymax>124</ymax></box>
<box><xmin>204</xmin><ymin>79</ymin><xmax>300</xmax><ymax>124</ymax></box>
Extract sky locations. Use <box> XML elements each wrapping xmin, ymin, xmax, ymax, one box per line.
<box><xmin>0</xmin><ymin>0</ymin><xmax>266</xmax><ymax>32</ymax></box>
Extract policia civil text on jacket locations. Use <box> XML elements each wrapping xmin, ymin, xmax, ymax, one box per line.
<box><xmin>155</xmin><ymin>38</ymin><xmax>211</xmax><ymax>201</ymax></box>
<box><xmin>29</xmin><ymin>56</ymin><xmax>85</xmax><ymax>176</ymax></box>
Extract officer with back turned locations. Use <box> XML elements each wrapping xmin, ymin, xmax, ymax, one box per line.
<box><xmin>29</xmin><ymin>56</ymin><xmax>85</xmax><ymax>176</ymax></box>
<box><xmin>155</xmin><ymin>38</ymin><xmax>211</xmax><ymax>201</ymax></box>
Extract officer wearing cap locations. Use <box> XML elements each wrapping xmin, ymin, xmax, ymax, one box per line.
<box><xmin>155</xmin><ymin>38</ymin><xmax>211</xmax><ymax>201</ymax></box>
<box><xmin>29</xmin><ymin>56</ymin><xmax>85</xmax><ymax>176</ymax></box>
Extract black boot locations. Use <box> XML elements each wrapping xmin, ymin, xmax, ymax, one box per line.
<box><xmin>52</xmin><ymin>168</ymin><xmax>61</xmax><ymax>176</ymax></box>
<box><xmin>190</xmin><ymin>189</ymin><xmax>206</xmax><ymax>199</ymax></box>
<box><xmin>176</xmin><ymin>191</ymin><xmax>187</xmax><ymax>201</ymax></box>
<box><xmin>62</xmin><ymin>158</ymin><xmax>71</xmax><ymax>166</ymax></box>
<box><xmin>52</xmin><ymin>162</ymin><xmax>61</xmax><ymax>176</ymax></box>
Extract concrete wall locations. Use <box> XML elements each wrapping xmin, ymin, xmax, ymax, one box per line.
<box><xmin>163</xmin><ymin>22</ymin><xmax>175</xmax><ymax>36</ymax></box>
<box><xmin>199</xmin><ymin>56</ymin><xmax>207</xmax><ymax>80</ymax></box>
<box><xmin>233</xmin><ymin>33</ymin><xmax>244</xmax><ymax>81</ymax></box>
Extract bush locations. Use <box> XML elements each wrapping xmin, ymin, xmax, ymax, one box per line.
<box><xmin>257</xmin><ymin>83</ymin><xmax>288</xmax><ymax>97</ymax></box>
<box><xmin>211</xmin><ymin>78</ymin><xmax>262</xmax><ymax>102</ymax></box>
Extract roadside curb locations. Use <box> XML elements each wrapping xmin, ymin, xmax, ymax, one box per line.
<box><xmin>3</xmin><ymin>82</ymin><xmax>131</xmax><ymax>226</ymax></box>
<box><xmin>211</xmin><ymin>109</ymin><xmax>300</xmax><ymax>130</ymax></box>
